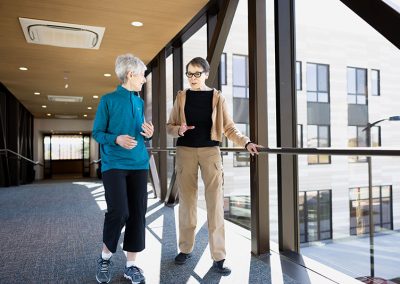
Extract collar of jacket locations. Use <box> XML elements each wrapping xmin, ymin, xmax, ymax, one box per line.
<box><xmin>116</xmin><ymin>85</ymin><xmax>138</xmax><ymax>97</ymax></box>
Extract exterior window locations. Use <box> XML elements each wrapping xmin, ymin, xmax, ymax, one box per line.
<box><xmin>220</xmin><ymin>53</ymin><xmax>227</xmax><ymax>85</ymax></box>
<box><xmin>297</xmin><ymin>124</ymin><xmax>303</xmax><ymax>148</ymax></box>
<box><xmin>371</xmin><ymin>126</ymin><xmax>381</xmax><ymax>147</ymax></box>
<box><xmin>371</xmin><ymin>69</ymin><xmax>380</xmax><ymax>96</ymax></box>
<box><xmin>349</xmin><ymin>186</ymin><xmax>393</xmax><ymax>235</ymax></box>
<box><xmin>296</xmin><ymin>61</ymin><xmax>302</xmax><ymax>90</ymax></box>
<box><xmin>348</xmin><ymin>125</ymin><xmax>380</xmax><ymax>162</ymax></box>
<box><xmin>306</xmin><ymin>63</ymin><xmax>329</xmax><ymax>102</ymax></box>
<box><xmin>307</xmin><ymin>125</ymin><xmax>330</xmax><ymax>164</ymax></box>
<box><xmin>232</xmin><ymin>54</ymin><xmax>250</xmax><ymax>165</ymax></box>
<box><xmin>232</xmin><ymin>54</ymin><xmax>249</xmax><ymax>98</ymax></box>
<box><xmin>299</xmin><ymin>190</ymin><xmax>332</xmax><ymax>243</ymax></box>
<box><xmin>347</xmin><ymin>67</ymin><xmax>367</xmax><ymax>104</ymax></box>
<box><xmin>49</xmin><ymin>135</ymin><xmax>84</xmax><ymax>160</ymax></box>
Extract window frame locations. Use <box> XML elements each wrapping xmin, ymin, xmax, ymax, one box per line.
<box><xmin>299</xmin><ymin>189</ymin><xmax>333</xmax><ymax>243</ymax></box>
<box><xmin>306</xmin><ymin>62</ymin><xmax>330</xmax><ymax>103</ymax></box>
<box><xmin>347</xmin><ymin>66</ymin><xmax>368</xmax><ymax>105</ymax></box>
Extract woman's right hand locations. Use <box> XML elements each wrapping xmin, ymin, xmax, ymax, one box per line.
<box><xmin>116</xmin><ymin>135</ymin><xmax>137</xmax><ymax>149</ymax></box>
<box><xmin>178</xmin><ymin>123</ymin><xmax>195</xmax><ymax>136</ymax></box>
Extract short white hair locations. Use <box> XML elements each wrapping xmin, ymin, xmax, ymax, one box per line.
<box><xmin>115</xmin><ymin>53</ymin><xmax>147</xmax><ymax>83</ymax></box>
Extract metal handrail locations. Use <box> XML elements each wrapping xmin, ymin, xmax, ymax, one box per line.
<box><xmin>90</xmin><ymin>159</ymin><xmax>101</xmax><ymax>165</ymax></box>
<box><xmin>149</xmin><ymin>146</ymin><xmax>400</xmax><ymax>156</ymax></box>
<box><xmin>0</xmin><ymin>149</ymin><xmax>44</xmax><ymax>166</ymax></box>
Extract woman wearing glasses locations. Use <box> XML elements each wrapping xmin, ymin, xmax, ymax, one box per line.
<box><xmin>167</xmin><ymin>57</ymin><xmax>259</xmax><ymax>275</ymax></box>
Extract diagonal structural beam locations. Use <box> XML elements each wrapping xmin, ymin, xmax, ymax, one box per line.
<box><xmin>339</xmin><ymin>0</ymin><xmax>400</xmax><ymax>49</ymax></box>
<box><xmin>206</xmin><ymin>0</ymin><xmax>239</xmax><ymax>87</ymax></box>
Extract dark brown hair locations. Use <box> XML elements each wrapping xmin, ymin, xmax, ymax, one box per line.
<box><xmin>186</xmin><ymin>57</ymin><xmax>210</xmax><ymax>73</ymax></box>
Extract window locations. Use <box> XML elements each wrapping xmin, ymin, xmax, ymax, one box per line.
<box><xmin>50</xmin><ymin>135</ymin><xmax>84</xmax><ymax>160</ymax></box>
<box><xmin>347</xmin><ymin>67</ymin><xmax>367</xmax><ymax>104</ymax></box>
<box><xmin>297</xmin><ymin>124</ymin><xmax>303</xmax><ymax>148</ymax></box>
<box><xmin>299</xmin><ymin>190</ymin><xmax>332</xmax><ymax>243</ymax></box>
<box><xmin>233</xmin><ymin>54</ymin><xmax>249</xmax><ymax>98</ymax></box>
<box><xmin>296</xmin><ymin>61</ymin><xmax>302</xmax><ymax>90</ymax></box>
<box><xmin>306</xmin><ymin>63</ymin><xmax>329</xmax><ymax>102</ymax></box>
<box><xmin>307</xmin><ymin>125</ymin><xmax>330</xmax><ymax>164</ymax></box>
<box><xmin>348</xmin><ymin>126</ymin><xmax>367</xmax><ymax>162</ymax></box>
<box><xmin>348</xmin><ymin>125</ymin><xmax>380</xmax><ymax>162</ymax></box>
<box><xmin>371</xmin><ymin>69</ymin><xmax>380</xmax><ymax>96</ymax></box>
<box><xmin>349</xmin><ymin>186</ymin><xmax>393</xmax><ymax>235</ymax></box>
<box><xmin>371</xmin><ymin>126</ymin><xmax>381</xmax><ymax>147</ymax></box>
<box><xmin>220</xmin><ymin>53</ymin><xmax>227</xmax><ymax>85</ymax></box>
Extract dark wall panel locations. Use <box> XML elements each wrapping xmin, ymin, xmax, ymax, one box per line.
<box><xmin>0</xmin><ymin>82</ymin><xmax>34</xmax><ymax>186</ymax></box>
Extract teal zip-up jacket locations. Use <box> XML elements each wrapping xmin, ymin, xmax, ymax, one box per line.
<box><xmin>92</xmin><ymin>85</ymin><xmax>149</xmax><ymax>172</ymax></box>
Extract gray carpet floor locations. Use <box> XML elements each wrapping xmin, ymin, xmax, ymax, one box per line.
<box><xmin>0</xmin><ymin>180</ymin><xmax>309</xmax><ymax>284</ymax></box>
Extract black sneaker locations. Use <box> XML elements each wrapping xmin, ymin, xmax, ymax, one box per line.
<box><xmin>124</xmin><ymin>265</ymin><xmax>145</xmax><ymax>284</ymax></box>
<box><xmin>96</xmin><ymin>256</ymin><xmax>113</xmax><ymax>283</ymax></box>
<box><xmin>212</xmin><ymin>259</ymin><xmax>231</xmax><ymax>276</ymax></box>
<box><xmin>174</xmin><ymin>252</ymin><xmax>192</xmax><ymax>265</ymax></box>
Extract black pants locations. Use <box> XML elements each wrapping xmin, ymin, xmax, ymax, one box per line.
<box><xmin>102</xmin><ymin>169</ymin><xmax>148</xmax><ymax>253</ymax></box>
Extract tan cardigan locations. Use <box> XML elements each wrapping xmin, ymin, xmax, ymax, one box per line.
<box><xmin>166</xmin><ymin>89</ymin><xmax>250</xmax><ymax>147</ymax></box>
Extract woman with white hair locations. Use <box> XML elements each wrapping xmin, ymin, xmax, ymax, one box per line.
<box><xmin>93</xmin><ymin>53</ymin><xmax>153</xmax><ymax>284</ymax></box>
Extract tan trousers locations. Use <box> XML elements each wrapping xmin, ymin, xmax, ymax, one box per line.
<box><xmin>175</xmin><ymin>146</ymin><xmax>226</xmax><ymax>261</ymax></box>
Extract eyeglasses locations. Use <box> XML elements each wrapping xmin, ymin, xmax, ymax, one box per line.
<box><xmin>185</xmin><ymin>71</ymin><xmax>204</xmax><ymax>78</ymax></box>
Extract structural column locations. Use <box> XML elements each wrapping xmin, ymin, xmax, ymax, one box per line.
<box><xmin>248</xmin><ymin>0</ymin><xmax>270</xmax><ymax>255</ymax></box>
<box><xmin>275</xmin><ymin>0</ymin><xmax>299</xmax><ymax>252</ymax></box>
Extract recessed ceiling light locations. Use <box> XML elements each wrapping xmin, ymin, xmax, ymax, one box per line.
<box><xmin>46</xmin><ymin>113</ymin><xmax>51</xmax><ymax>116</ymax></box>
<box><xmin>34</xmin><ymin>92</ymin><xmax>40</xmax><ymax>95</ymax></box>
<box><xmin>19</xmin><ymin>67</ymin><xmax>28</xmax><ymax>71</ymax></box>
<box><xmin>42</xmin><ymin>105</ymin><xmax>47</xmax><ymax>108</ymax></box>
<box><xmin>104</xmin><ymin>73</ymin><xmax>111</xmax><ymax>77</ymax></box>
<box><xmin>93</xmin><ymin>95</ymin><xmax>99</xmax><ymax>99</ymax></box>
<box><xmin>83</xmin><ymin>114</ymin><xmax>88</xmax><ymax>117</ymax></box>
<box><xmin>131</xmin><ymin>21</ymin><xmax>143</xmax><ymax>27</ymax></box>
<box><xmin>87</xmin><ymin>106</ymin><xmax>92</xmax><ymax>110</ymax></box>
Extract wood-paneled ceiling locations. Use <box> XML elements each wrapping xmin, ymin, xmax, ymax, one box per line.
<box><xmin>0</xmin><ymin>0</ymin><xmax>209</xmax><ymax>119</ymax></box>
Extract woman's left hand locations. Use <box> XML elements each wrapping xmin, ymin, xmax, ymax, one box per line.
<box><xmin>246</xmin><ymin>142</ymin><xmax>261</xmax><ymax>156</ymax></box>
<box><xmin>141</xmin><ymin>121</ymin><xmax>154</xmax><ymax>138</ymax></box>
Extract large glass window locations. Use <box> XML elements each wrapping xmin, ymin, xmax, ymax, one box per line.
<box><xmin>232</xmin><ymin>54</ymin><xmax>249</xmax><ymax>98</ymax></box>
<box><xmin>183</xmin><ymin>25</ymin><xmax>207</xmax><ymax>90</ymax></box>
<box><xmin>347</xmin><ymin>67</ymin><xmax>367</xmax><ymax>104</ymax></box>
<box><xmin>349</xmin><ymin>186</ymin><xmax>393</xmax><ymax>235</ymax></box>
<box><xmin>306</xmin><ymin>63</ymin><xmax>329</xmax><ymax>102</ymax></box>
<box><xmin>50</xmin><ymin>135</ymin><xmax>83</xmax><ymax>160</ymax></box>
<box><xmin>371</xmin><ymin>69</ymin><xmax>380</xmax><ymax>96</ymax></box>
<box><xmin>307</xmin><ymin>125</ymin><xmax>330</xmax><ymax>164</ymax></box>
<box><xmin>299</xmin><ymin>190</ymin><xmax>332</xmax><ymax>243</ymax></box>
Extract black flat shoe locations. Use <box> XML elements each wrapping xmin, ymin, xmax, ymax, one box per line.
<box><xmin>212</xmin><ymin>259</ymin><xmax>231</xmax><ymax>276</ymax></box>
<box><xmin>174</xmin><ymin>252</ymin><xmax>192</xmax><ymax>265</ymax></box>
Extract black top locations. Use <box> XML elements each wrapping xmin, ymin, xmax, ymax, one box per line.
<box><xmin>176</xmin><ymin>90</ymin><xmax>219</xmax><ymax>147</ymax></box>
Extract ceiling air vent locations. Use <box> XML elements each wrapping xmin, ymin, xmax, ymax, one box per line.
<box><xmin>48</xmin><ymin>96</ymin><xmax>83</xmax><ymax>103</ymax></box>
<box><xmin>19</xmin><ymin>18</ymin><xmax>105</xmax><ymax>49</ymax></box>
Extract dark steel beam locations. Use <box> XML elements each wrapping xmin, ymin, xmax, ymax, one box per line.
<box><xmin>339</xmin><ymin>0</ymin><xmax>400</xmax><ymax>49</ymax></box>
<box><xmin>206</xmin><ymin>0</ymin><xmax>239</xmax><ymax>87</ymax></box>
<box><xmin>248</xmin><ymin>0</ymin><xmax>270</xmax><ymax>255</ymax></box>
<box><xmin>275</xmin><ymin>0</ymin><xmax>299</xmax><ymax>252</ymax></box>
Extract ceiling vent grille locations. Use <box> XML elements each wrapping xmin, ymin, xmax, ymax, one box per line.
<box><xmin>19</xmin><ymin>18</ymin><xmax>105</xmax><ymax>49</ymax></box>
<box><xmin>48</xmin><ymin>96</ymin><xmax>83</xmax><ymax>103</ymax></box>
